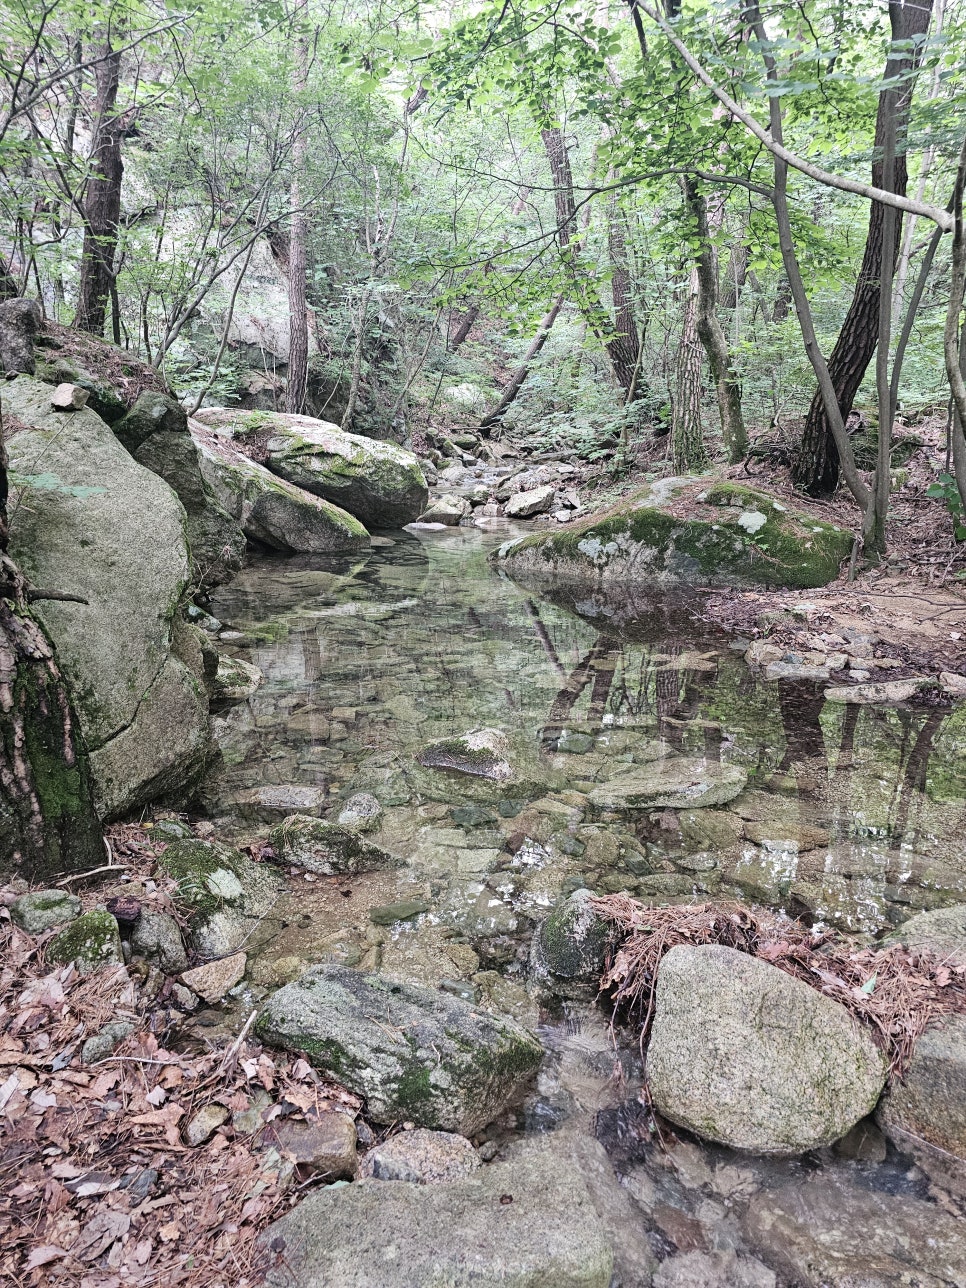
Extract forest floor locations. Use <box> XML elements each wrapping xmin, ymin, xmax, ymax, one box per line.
<box><xmin>0</xmin><ymin>826</ymin><xmax>369</xmax><ymax>1288</ymax></box>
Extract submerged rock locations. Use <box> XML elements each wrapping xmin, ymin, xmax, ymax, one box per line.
<box><xmin>417</xmin><ymin>728</ymin><xmax>513</xmax><ymax>782</ymax></box>
<box><xmin>589</xmin><ymin>758</ymin><xmax>747</xmax><ymax>812</ymax></box>
<box><xmin>268</xmin><ymin>815</ymin><xmax>404</xmax><ymax>875</ymax></box>
<box><xmin>10</xmin><ymin>890</ymin><xmax>81</xmax><ymax>935</ymax></box>
<box><xmin>531</xmin><ymin>890</ymin><xmax>611</xmax><ymax>1000</ymax></box>
<box><xmin>744</xmin><ymin>1174</ymin><xmax>966</xmax><ymax>1285</ymax></box>
<box><xmin>49</xmin><ymin>909</ymin><xmax>124</xmax><ymax>973</ymax></box>
<box><xmin>6</xmin><ymin>377</ymin><xmax>212</xmax><ymax>818</ymax></box>
<box><xmin>260</xmin><ymin>1138</ymin><xmax>614</xmax><ymax>1288</ymax></box>
<box><xmin>359</xmin><ymin>1128</ymin><xmax>480</xmax><ymax>1183</ymax></box>
<box><xmin>493</xmin><ymin>479</ymin><xmax>852</xmax><ymax>590</ymax></box>
<box><xmin>191</xmin><ymin>420</ymin><xmax>370</xmax><ymax>554</ymax></box>
<box><xmin>195</xmin><ymin>409</ymin><xmax>428</xmax><ymax>529</ymax></box>
<box><xmin>336</xmin><ymin>792</ymin><xmax>382</xmax><ymax>833</ymax></box>
<box><xmin>159</xmin><ymin>839</ymin><xmax>283</xmax><ymax>958</ymax></box>
<box><xmin>646</xmin><ymin>944</ymin><xmax>887</xmax><ymax>1153</ymax></box>
<box><xmin>255</xmin><ymin>964</ymin><xmax>542</xmax><ymax>1134</ymax></box>
<box><xmin>214</xmin><ymin>654</ymin><xmax>262</xmax><ymax>701</ymax></box>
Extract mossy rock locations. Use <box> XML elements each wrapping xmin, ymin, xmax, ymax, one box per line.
<box><xmin>531</xmin><ymin>890</ymin><xmax>612</xmax><ymax>1000</ymax></box>
<box><xmin>34</xmin><ymin>357</ymin><xmax>127</xmax><ymax>424</ymax></box>
<box><xmin>159</xmin><ymin>838</ymin><xmax>283</xmax><ymax>957</ymax></box>
<box><xmin>494</xmin><ymin>479</ymin><xmax>853</xmax><ymax>591</ymax></box>
<box><xmin>48</xmin><ymin>909</ymin><xmax>123</xmax><ymax>973</ymax></box>
<box><xmin>269</xmin><ymin>815</ymin><xmax>404</xmax><ymax>876</ymax></box>
<box><xmin>256</xmin><ymin>964</ymin><xmax>542</xmax><ymax>1134</ymax></box>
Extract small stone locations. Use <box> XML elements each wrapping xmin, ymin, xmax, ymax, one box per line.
<box><xmin>48</xmin><ymin>910</ymin><xmax>124</xmax><ymax>973</ymax></box>
<box><xmin>270</xmin><ymin>815</ymin><xmax>402</xmax><ymax>875</ymax></box>
<box><xmin>214</xmin><ymin>655</ymin><xmax>262</xmax><ymax>700</ymax></box>
<box><xmin>131</xmin><ymin>911</ymin><xmax>189</xmax><ymax>975</ymax></box>
<box><xmin>121</xmin><ymin>1168</ymin><xmax>159</xmax><ymax>1201</ymax></box>
<box><xmin>151</xmin><ymin>818</ymin><xmax>194</xmax><ymax>841</ymax></box>
<box><xmin>940</xmin><ymin>671</ymin><xmax>966</xmax><ymax>698</ymax></box>
<box><xmin>419</xmin><ymin>494</ymin><xmax>469</xmax><ymax>526</ymax></box>
<box><xmin>232</xmin><ymin>1088</ymin><xmax>273</xmax><ymax>1134</ymax></box>
<box><xmin>236</xmin><ymin>784</ymin><xmax>325</xmax><ymax>820</ymax></box>
<box><xmin>359</xmin><ymin>1128</ymin><xmax>480</xmax><ymax>1183</ymax></box>
<box><xmin>369</xmin><ymin>900</ymin><xmax>430</xmax><ymax>926</ymax></box>
<box><xmin>336</xmin><ymin>792</ymin><xmax>383</xmax><ymax>833</ymax></box>
<box><xmin>504</xmin><ymin>484</ymin><xmax>555</xmax><ymax>518</ymax></box>
<box><xmin>10</xmin><ymin>889</ymin><xmax>81</xmax><ymax>935</ymax></box>
<box><xmin>824</xmin><ymin>677</ymin><xmax>933</xmax><ymax>704</ymax></box>
<box><xmin>834</xmin><ymin>1117</ymin><xmax>887</xmax><ymax>1163</ymax></box>
<box><xmin>170</xmin><ymin>984</ymin><xmax>198</xmax><ymax>1011</ymax></box>
<box><xmin>531</xmin><ymin>890</ymin><xmax>611</xmax><ymax>1000</ymax></box>
<box><xmin>81</xmin><ymin>1020</ymin><xmax>135</xmax><ymax>1065</ymax></box>
<box><xmin>50</xmin><ymin>381</ymin><xmax>89</xmax><ymax>410</ymax></box>
<box><xmin>552</xmin><ymin>510</ymin><xmax>572</xmax><ymax>524</ymax></box>
<box><xmin>180</xmin><ymin>951</ymin><xmax>247</xmax><ymax>1002</ymax></box>
<box><xmin>654</xmin><ymin>1250</ymin><xmax>776</xmax><ymax>1288</ymax></box>
<box><xmin>185</xmin><ymin>1103</ymin><xmax>229</xmax><ymax>1146</ymax></box>
<box><xmin>265</xmin><ymin>1112</ymin><xmax>357</xmax><ymax>1178</ymax></box>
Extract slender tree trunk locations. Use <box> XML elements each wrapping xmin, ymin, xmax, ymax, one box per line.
<box><xmin>794</xmin><ymin>0</ymin><xmax>934</xmax><ymax>497</ymax></box>
<box><xmin>607</xmin><ymin>197</ymin><xmax>646</xmax><ymax>401</ymax></box>
<box><xmin>75</xmin><ymin>39</ymin><xmax>124</xmax><ymax>336</ymax></box>
<box><xmin>721</xmin><ymin>238</ymin><xmax>748</xmax><ymax>310</ymax></box>
<box><xmin>685</xmin><ymin>179</ymin><xmax>747</xmax><ymax>461</ymax></box>
<box><xmin>672</xmin><ymin>269</ymin><xmax>707</xmax><ymax>472</ymax></box>
<box><xmin>285</xmin><ymin>36</ymin><xmax>310</xmax><ymax>415</ymax></box>
<box><xmin>479</xmin><ymin>294</ymin><xmax>566</xmax><ymax>431</ymax></box>
<box><xmin>450</xmin><ymin>304</ymin><xmax>480</xmax><ymax>350</ymax></box>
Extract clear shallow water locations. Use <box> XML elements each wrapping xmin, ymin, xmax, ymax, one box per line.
<box><xmin>202</xmin><ymin>525</ymin><xmax>966</xmax><ymax>1283</ymax></box>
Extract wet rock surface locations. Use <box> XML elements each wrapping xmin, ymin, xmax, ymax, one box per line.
<box><xmin>359</xmin><ymin>1128</ymin><xmax>480</xmax><ymax>1183</ymax></box>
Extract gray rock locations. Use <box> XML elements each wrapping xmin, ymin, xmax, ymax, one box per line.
<box><xmin>49</xmin><ymin>909</ymin><xmax>124</xmax><ymax>973</ymax></box>
<box><xmin>50</xmin><ymin>382</ymin><xmax>89</xmax><ymax>410</ymax></box>
<box><xmin>505</xmin><ymin>484</ymin><xmax>556</xmax><ymax>518</ymax></box>
<box><xmin>125</xmin><ymin>393</ymin><xmax>246</xmax><ymax>587</ymax></box>
<box><xmin>877</xmin><ymin>1015</ymin><xmax>966</xmax><ymax>1164</ymax></box>
<box><xmin>369</xmin><ymin>900</ymin><xmax>430</xmax><ymax>925</ymax></box>
<box><xmin>195</xmin><ymin>409</ymin><xmax>428</xmax><ymax>529</ymax></box>
<box><xmin>890</xmin><ymin>903</ymin><xmax>966</xmax><ymax>959</ymax></box>
<box><xmin>185</xmin><ymin>1103</ymin><xmax>229</xmax><ymax>1146</ymax></box>
<box><xmin>181</xmin><ymin>951</ymin><xmax>247</xmax><ymax>1001</ymax></box>
<box><xmin>419</xmin><ymin>494</ymin><xmax>468</xmax><ymax>525</ymax></box>
<box><xmin>214</xmin><ymin>654</ymin><xmax>262</xmax><ymax>700</ymax></box>
<box><xmin>255</xmin><ymin>964</ymin><xmax>542</xmax><ymax>1134</ymax></box>
<box><xmin>235</xmin><ymin>784</ymin><xmax>326</xmax><ymax>821</ymax></box>
<box><xmin>191</xmin><ymin>419</ymin><xmax>370</xmax><ymax>554</ymax></box>
<box><xmin>646</xmin><ymin>945</ymin><xmax>887</xmax><ymax>1154</ymax></box>
<box><xmin>131</xmin><ymin>911</ymin><xmax>189</xmax><ymax>975</ymax></box>
<box><xmin>359</xmin><ymin>1128</ymin><xmax>480</xmax><ymax>1183</ymax></box>
<box><xmin>159</xmin><ymin>839</ymin><xmax>283</xmax><ymax>958</ymax></box>
<box><xmin>417</xmin><ymin>727</ymin><xmax>512</xmax><ymax>782</ymax></box>
<box><xmin>6</xmin><ymin>377</ymin><xmax>212</xmax><ymax>819</ymax></box>
<box><xmin>336</xmin><ymin>792</ymin><xmax>382</xmax><ymax>833</ymax></box>
<box><xmin>744</xmin><ymin>1174</ymin><xmax>966</xmax><ymax>1285</ymax></box>
<box><xmin>0</xmin><ymin>297</ymin><xmax>41</xmax><ymax>373</ymax></box>
<box><xmin>269</xmin><ymin>816</ymin><xmax>404</xmax><ymax>876</ymax></box>
<box><xmin>823</xmin><ymin>676</ymin><xmax>934</xmax><ymax>704</ymax></box>
<box><xmin>82</xmin><ymin>1020</ymin><xmax>134</xmax><ymax>1065</ymax></box>
<box><xmin>590</xmin><ymin>758</ymin><xmax>747</xmax><ymax>812</ymax></box>
<box><xmin>531</xmin><ymin>890</ymin><xmax>611</xmax><ymax>1000</ymax></box>
<box><xmin>10</xmin><ymin>889</ymin><xmax>81</xmax><ymax>935</ymax></box>
<box><xmin>654</xmin><ymin>1252</ymin><xmax>775</xmax><ymax>1288</ymax></box>
<box><xmin>260</xmin><ymin>1138</ymin><xmax>613</xmax><ymax>1288</ymax></box>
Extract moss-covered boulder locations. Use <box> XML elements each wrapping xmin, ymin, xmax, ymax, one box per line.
<box><xmin>256</xmin><ymin>964</ymin><xmax>542</xmax><ymax>1133</ymax></box>
<box><xmin>494</xmin><ymin>479</ymin><xmax>853</xmax><ymax>590</ymax></box>
<box><xmin>159</xmin><ymin>838</ymin><xmax>284</xmax><ymax>958</ymax></box>
<box><xmin>194</xmin><ymin>408</ymin><xmax>428</xmax><ymax>529</ymax></box>
<box><xmin>49</xmin><ymin>909</ymin><xmax>123</xmax><ymax>973</ymax></box>
<box><xmin>268</xmin><ymin>815</ymin><xmax>404</xmax><ymax>876</ymax></box>
<box><xmin>6</xmin><ymin>377</ymin><xmax>212</xmax><ymax>819</ymax></box>
<box><xmin>11</xmin><ymin>889</ymin><xmax>82</xmax><ymax>935</ymax></box>
<box><xmin>646</xmin><ymin>944</ymin><xmax>888</xmax><ymax>1154</ymax></box>
<box><xmin>190</xmin><ymin>419</ymin><xmax>370</xmax><ymax>554</ymax></box>
<box><xmin>531</xmin><ymin>890</ymin><xmax>612</xmax><ymax>1000</ymax></box>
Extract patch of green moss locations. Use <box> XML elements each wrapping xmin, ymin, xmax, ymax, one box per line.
<box><xmin>49</xmin><ymin>909</ymin><xmax>122</xmax><ymax>970</ymax></box>
<box><xmin>158</xmin><ymin>839</ymin><xmax>248</xmax><ymax>916</ymax></box>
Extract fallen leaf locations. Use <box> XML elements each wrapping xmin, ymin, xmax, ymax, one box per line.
<box><xmin>24</xmin><ymin>1245</ymin><xmax>67</xmax><ymax>1270</ymax></box>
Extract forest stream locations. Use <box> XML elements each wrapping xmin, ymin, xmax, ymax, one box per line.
<box><xmin>193</xmin><ymin>523</ymin><xmax>966</xmax><ymax>1282</ymax></box>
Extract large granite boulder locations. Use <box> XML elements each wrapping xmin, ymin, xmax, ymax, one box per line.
<box><xmin>194</xmin><ymin>408</ymin><xmax>428</xmax><ymax>529</ymax></box>
<box><xmin>493</xmin><ymin>479</ymin><xmax>852</xmax><ymax>590</ymax></box>
<box><xmin>256</xmin><ymin>964</ymin><xmax>542</xmax><ymax>1134</ymax></box>
<box><xmin>260</xmin><ymin>1138</ymin><xmax>614</xmax><ymax>1288</ymax></box>
<box><xmin>114</xmin><ymin>391</ymin><xmax>245</xmax><ymax>586</ymax></box>
<box><xmin>190</xmin><ymin>419</ymin><xmax>369</xmax><ymax>553</ymax></box>
<box><xmin>6</xmin><ymin>377</ymin><xmax>211</xmax><ymax>818</ymax></box>
<box><xmin>646</xmin><ymin>945</ymin><xmax>887</xmax><ymax>1153</ymax></box>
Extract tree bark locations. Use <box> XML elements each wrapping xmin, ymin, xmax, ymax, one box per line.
<box><xmin>607</xmin><ymin>198</ymin><xmax>646</xmax><ymax>401</ymax></box>
<box><xmin>450</xmin><ymin>303</ymin><xmax>480</xmax><ymax>351</ymax></box>
<box><xmin>285</xmin><ymin>36</ymin><xmax>310</xmax><ymax>415</ymax></box>
<box><xmin>479</xmin><ymin>294</ymin><xmax>566</xmax><ymax>431</ymax></box>
<box><xmin>75</xmin><ymin>38</ymin><xmax>124</xmax><ymax>336</ymax></box>
<box><xmin>685</xmin><ymin>179</ymin><xmax>747</xmax><ymax>461</ymax></box>
<box><xmin>793</xmin><ymin>0</ymin><xmax>934</xmax><ymax>496</ymax></box>
<box><xmin>672</xmin><ymin>269</ymin><xmax>708</xmax><ymax>472</ymax></box>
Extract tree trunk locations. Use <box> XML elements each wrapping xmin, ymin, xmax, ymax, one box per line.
<box><xmin>285</xmin><ymin>37</ymin><xmax>310</xmax><ymax>415</ymax></box>
<box><xmin>75</xmin><ymin>39</ymin><xmax>124</xmax><ymax>336</ymax></box>
<box><xmin>540</xmin><ymin>126</ymin><xmax>641</xmax><ymax>398</ymax></box>
<box><xmin>793</xmin><ymin>0</ymin><xmax>934</xmax><ymax>496</ymax></box>
<box><xmin>450</xmin><ymin>304</ymin><xmax>480</xmax><ymax>351</ymax></box>
<box><xmin>607</xmin><ymin>198</ymin><xmax>646</xmax><ymax>401</ymax></box>
<box><xmin>685</xmin><ymin>179</ymin><xmax>747</xmax><ymax>461</ymax></box>
<box><xmin>672</xmin><ymin>269</ymin><xmax>708</xmax><ymax>472</ymax></box>
<box><xmin>721</xmin><ymin>238</ymin><xmax>748</xmax><ymax>310</ymax></box>
<box><xmin>479</xmin><ymin>294</ymin><xmax>566</xmax><ymax>431</ymax></box>
<box><xmin>0</xmin><ymin>405</ymin><xmax>102</xmax><ymax>880</ymax></box>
